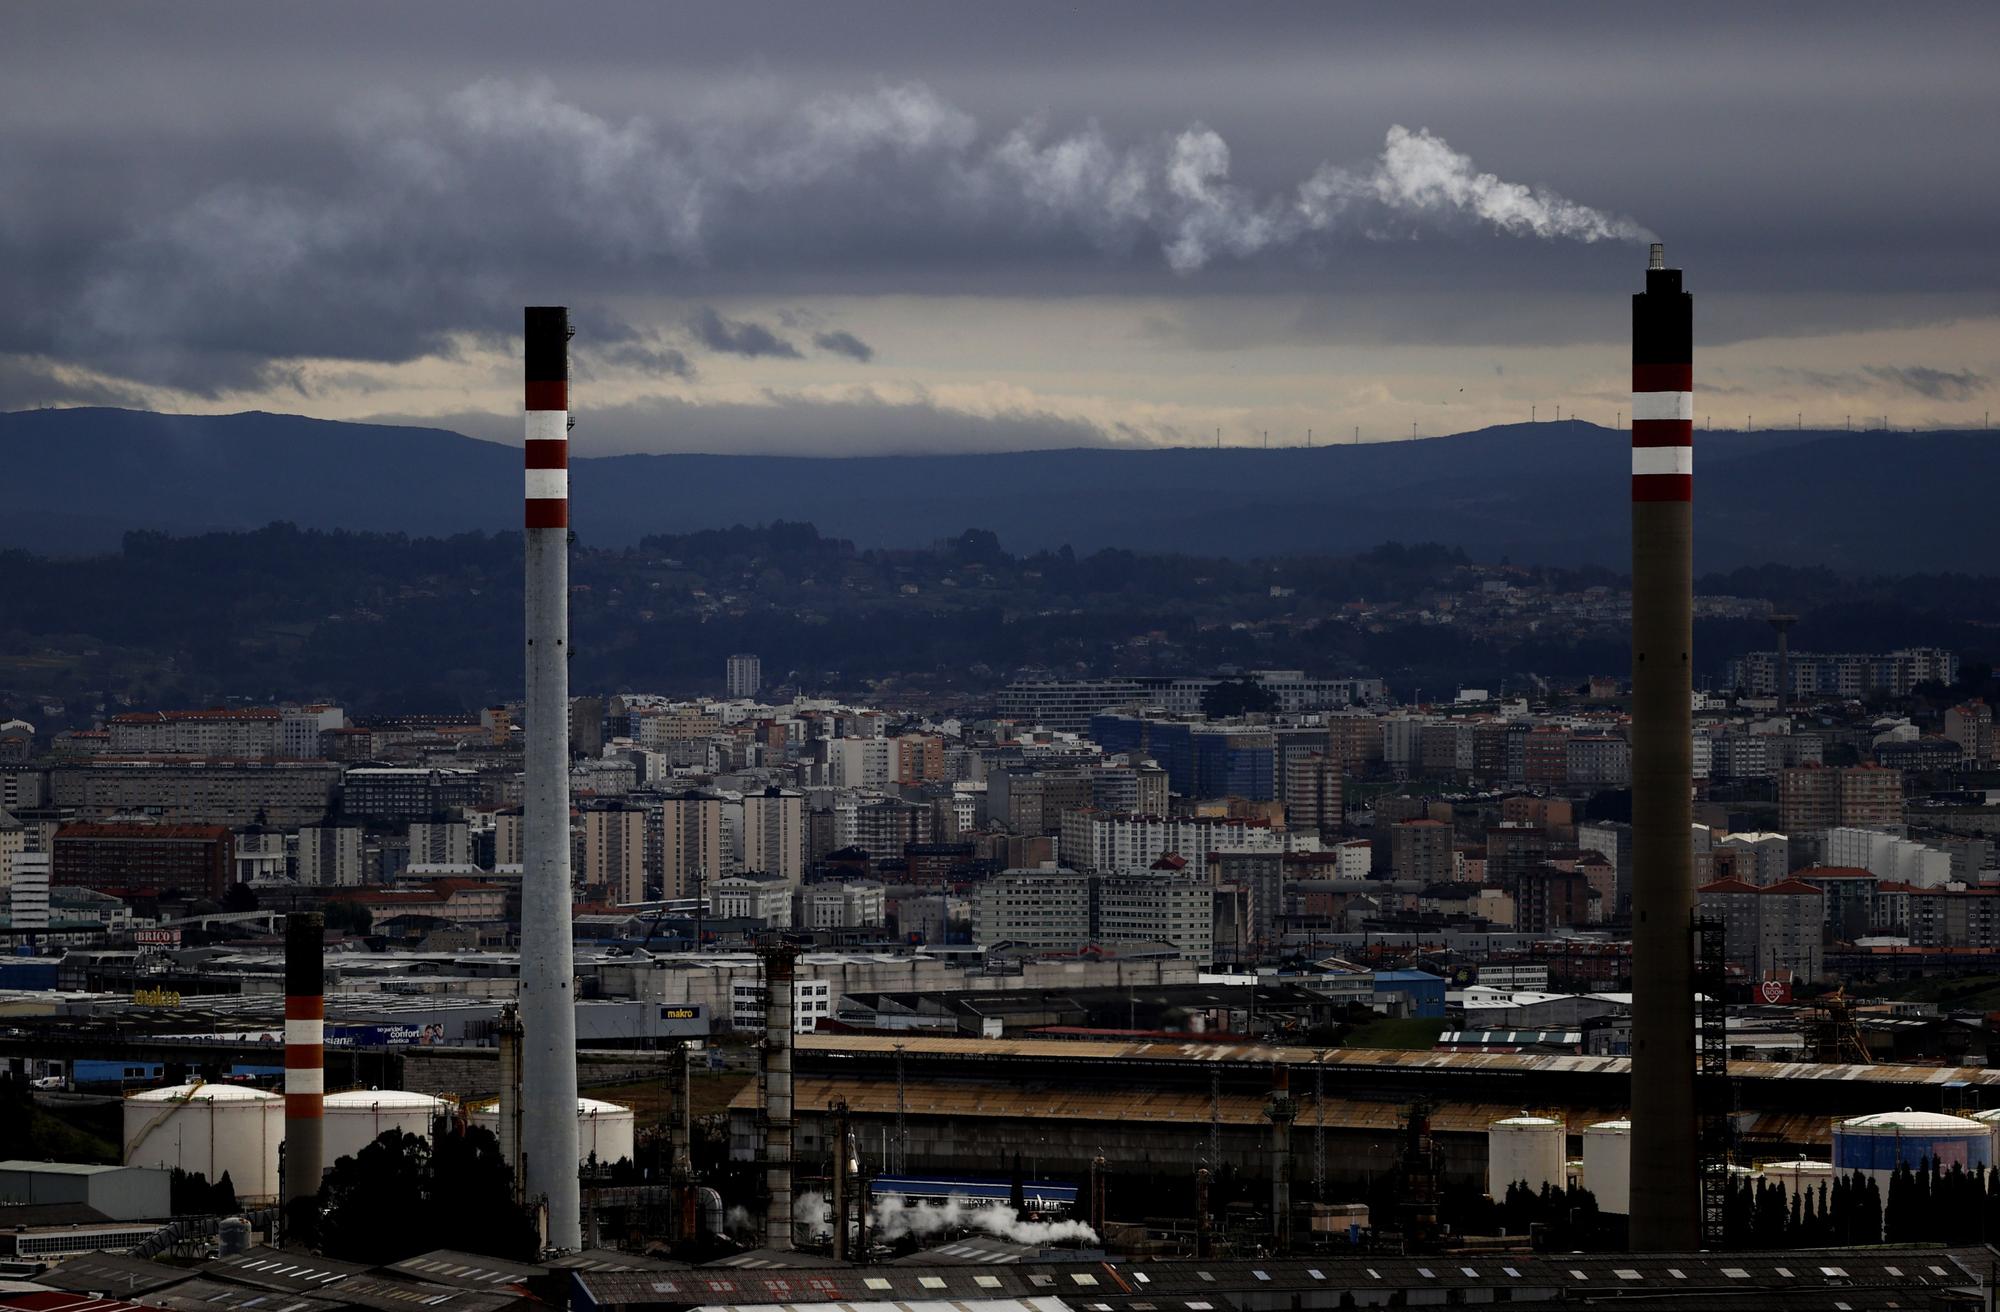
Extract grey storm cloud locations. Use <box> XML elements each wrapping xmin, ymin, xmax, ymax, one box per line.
<box><xmin>687</xmin><ymin>306</ymin><xmax>803</xmax><ymax>359</ymax></box>
<box><xmin>812</xmin><ymin>329</ymin><xmax>875</xmax><ymax>362</ymax></box>
<box><xmin>1776</xmin><ymin>365</ymin><xmax>1990</xmax><ymax>402</ymax></box>
<box><xmin>578</xmin><ymin>340</ymin><xmax>697</xmax><ymax>381</ymax></box>
<box><xmin>1863</xmin><ymin>365</ymin><xmax>1988</xmax><ymax>402</ymax></box>
<box><xmin>28</xmin><ymin>76</ymin><xmax>1651</xmax><ymax>389</ymax></box>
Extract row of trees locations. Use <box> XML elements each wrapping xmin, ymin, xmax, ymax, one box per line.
<box><xmin>1722</xmin><ymin>1172</ymin><xmax>1881</xmax><ymax>1248</ymax></box>
<box><xmin>1440</xmin><ymin>1180</ymin><xmax>1604</xmax><ymax>1250</ymax></box>
<box><xmin>1725</xmin><ymin>1161</ymin><xmax>2000</xmax><ymax>1249</ymax></box>
<box><xmin>1464</xmin><ymin>1162</ymin><xmax>1998</xmax><ymax>1250</ymax></box>
<box><xmin>310</xmin><ymin>1121</ymin><xmax>538</xmax><ymax>1263</ymax></box>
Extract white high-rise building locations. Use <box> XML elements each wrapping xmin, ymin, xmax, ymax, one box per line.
<box><xmin>659</xmin><ymin>793</ymin><xmax>728</xmax><ymax>901</ymax></box>
<box><xmin>741</xmin><ymin>788</ymin><xmax>805</xmax><ymax>881</ymax></box>
<box><xmin>1824</xmin><ymin>826</ymin><xmax>1951</xmax><ymax>888</ymax></box>
<box><xmin>1057</xmin><ymin>811</ymin><xmax>1317</xmax><ymax>879</ymax></box>
<box><xmin>828</xmin><ymin>737</ymin><xmax>899</xmax><ymax>790</ymax></box>
<box><xmin>297</xmin><ymin>824</ymin><xmax>364</xmax><ymax>886</ymax></box>
<box><xmin>9</xmin><ymin>851</ymin><xmax>50</xmax><ymax>930</ymax></box>
<box><xmin>408</xmin><ymin>820</ymin><xmax>472</xmax><ymax>866</ymax></box>
<box><xmin>725</xmin><ymin>653</ymin><xmax>763</xmax><ymax>700</ymax></box>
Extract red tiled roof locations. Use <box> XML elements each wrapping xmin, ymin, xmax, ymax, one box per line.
<box><xmin>56</xmin><ymin>822</ymin><xmax>232</xmax><ymax>840</ymax></box>
<box><xmin>109</xmin><ymin>708</ymin><xmax>283</xmax><ymax>723</ymax></box>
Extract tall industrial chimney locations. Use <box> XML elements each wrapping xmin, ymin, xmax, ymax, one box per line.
<box><xmin>522</xmin><ymin>307</ymin><xmax>583</xmax><ymax>1250</ymax></box>
<box><xmin>1265</xmin><ymin>1066</ymin><xmax>1295</xmax><ymax>1255</ymax></box>
<box><xmin>495</xmin><ymin>1003</ymin><xmax>525</xmax><ymax>1203</ymax></box>
<box><xmin>1628</xmin><ymin>242</ymin><xmax>1699</xmax><ymax>1249</ymax></box>
<box><xmin>761</xmin><ymin>942</ymin><xmax>797</xmax><ymax>1251</ymax></box>
<box><xmin>283</xmin><ymin>912</ymin><xmax>324</xmax><ymax>1238</ymax></box>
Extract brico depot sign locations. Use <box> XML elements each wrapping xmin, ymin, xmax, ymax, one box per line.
<box><xmin>134</xmin><ymin>928</ymin><xmax>182</xmax><ymax>948</ymax></box>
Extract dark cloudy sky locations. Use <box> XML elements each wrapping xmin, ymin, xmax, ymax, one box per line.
<box><xmin>4</xmin><ymin>2</ymin><xmax>1995</xmax><ymax>452</ymax></box>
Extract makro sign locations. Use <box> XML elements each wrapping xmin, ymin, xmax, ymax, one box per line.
<box><xmin>132</xmin><ymin>987</ymin><xmax>183</xmax><ymax>1007</ymax></box>
<box><xmin>657</xmin><ymin>1003</ymin><xmax>710</xmax><ymax>1037</ymax></box>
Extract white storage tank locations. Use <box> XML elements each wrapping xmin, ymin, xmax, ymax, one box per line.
<box><xmin>323</xmin><ymin>1090</ymin><xmax>450</xmax><ymax>1167</ymax></box>
<box><xmin>472</xmin><ymin>1096</ymin><xmax>635</xmax><ymax>1167</ymax></box>
<box><xmin>123</xmin><ymin>1082</ymin><xmax>283</xmax><ymax>1202</ymax></box>
<box><xmin>1486</xmin><ymin>1114</ymin><xmax>1566</xmax><ymax>1199</ymax></box>
<box><xmin>1581</xmin><ymin>1119</ymin><xmax>1631</xmax><ymax>1215</ymax></box>
<box><xmin>1760</xmin><ymin>1158</ymin><xmax>1836</xmax><ymax>1196</ymax></box>
<box><xmin>1970</xmin><ymin>1107</ymin><xmax>2000</xmax><ymax>1157</ymax></box>
<box><xmin>1833</xmin><ymin>1110</ymin><xmax>1992</xmax><ymax>1195</ymax></box>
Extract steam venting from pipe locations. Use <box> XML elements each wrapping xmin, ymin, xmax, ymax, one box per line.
<box><xmin>796</xmin><ymin>1191</ymin><xmax>1099</xmax><ymax>1247</ymax></box>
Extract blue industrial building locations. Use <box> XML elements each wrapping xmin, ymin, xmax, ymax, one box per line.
<box><xmin>1371</xmin><ymin>969</ymin><xmax>1448</xmax><ymax>1019</ymax></box>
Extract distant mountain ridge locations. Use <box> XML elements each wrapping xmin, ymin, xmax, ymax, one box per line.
<box><xmin>2</xmin><ymin>406</ymin><xmax>1988</xmax><ymax>572</ymax></box>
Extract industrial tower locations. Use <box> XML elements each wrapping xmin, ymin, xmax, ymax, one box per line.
<box><xmin>1628</xmin><ymin>244</ymin><xmax>1699</xmax><ymax>1248</ymax></box>
<box><xmin>522</xmin><ymin>307</ymin><xmax>583</xmax><ymax>1250</ymax></box>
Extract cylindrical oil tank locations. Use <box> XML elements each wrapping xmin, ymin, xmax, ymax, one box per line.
<box><xmin>1970</xmin><ymin>1108</ymin><xmax>2000</xmax><ymax>1158</ymax></box>
<box><xmin>576</xmin><ymin>1096</ymin><xmax>636</xmax><ymax>1166</ymax></box>
<box><xmin>1581</xmin><ymin>1119</ymin><xmax>1632</xmax><ymax>1215</ymax></box>
<box><xmin>322</xmin><ymin>1090</ymin><xmax>450</xmax><ymax>1167</ymax></box>
<box><xmin>1833</xmin><ymin>1111</ymin><xmax>1992</xmax><ymax>1195</ymax></box>
<box><xmin>1760</xmin><ymin>1158</ymin><xmax>1836</xmax><ymax>1198</ymax></box>
<box><xmin>123</xmin><ymin>1082</ymin><xmax>283</xmax><ymax>1201</ymax></box>
<box><xmin>1486</xmin><ymin>1115</ymin><xmax>1566</xmax><ymax>1199</ymax></box>
<box><xmin>472</xmin><ymin>1096</ymin><xmax>635</xmax><ymax>1166</ymax></box>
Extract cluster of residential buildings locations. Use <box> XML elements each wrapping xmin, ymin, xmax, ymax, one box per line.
<box><xmin>0</xmin><ymin>645</ymin><xmax>1994</xmax><ymax>1003</ymax></box>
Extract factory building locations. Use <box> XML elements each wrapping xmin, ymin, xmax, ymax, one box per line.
<box><xmin>0</xmin><ymin>1160</ymin><xmax>170</xmax><ymax>1221</ymax></box>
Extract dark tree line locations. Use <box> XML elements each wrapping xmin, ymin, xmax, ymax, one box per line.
<box><xmin>1723</xmin><ymin>1172</ymin><xmax>1882</xmax><ymax>1248</ymax></box>
<box><xmin>169</xmin><ymin>1166</ymin><xmax>238</xmax><ymax>1216</ymax></box>
<box><xmin>1439</xmin><ymin>1180</ymin><xmax>1604</xmax><ymax>1250</ymax></box>
<box><xmin>6</xmin><ymin>520</ymin><xmax>2000</xmax><ymax>722</ymax></box>
<box><xmin>313</xmin><ymin>1120</ymin><xmax>538</xmax><ymax>1263</ymax></box>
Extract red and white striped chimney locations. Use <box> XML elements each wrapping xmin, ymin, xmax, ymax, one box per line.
<box><xmin>521</xmin><ymin>307</ymin><xmax>583</xmax><ymax>1249</ymax></box>
<box><xmin>1631</xmin><ymin>242</ymin><xmax>1692</xmax><ymax>502</ymax></box>
<box><xmin>283</xmin><ymin>912</ymin><xmax>325</xmax><ymax>1218</ymax></box>
<box><xmin>524</xmin><ymin>309</ymin><xmax>569</xmax><ymax>529</ymax></box>
<box><xmin>1628</xmin><ymin>240</ymin><xmax>1698</xmax><ymax>1249</ymax></box>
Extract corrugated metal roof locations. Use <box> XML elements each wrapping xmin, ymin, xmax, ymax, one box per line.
<box><xmin>730</xmin><ymin>1075</ymin><xmax>1624</xmax><ymax>1136</ymax></box>
<box><xmin>571</xmin><ymin>1248</ymin><xmax>1989</xmax><ymax>1310</ymax></box>
<box><xmin>799</xmin><ymin>1032</ymin><xmax>2000</xmax><ymax>1089</ymax></box>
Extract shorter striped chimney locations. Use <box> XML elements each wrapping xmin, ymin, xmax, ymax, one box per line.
<box><xmin>284</xmin><ymin>913</ymin><xmax>325</xmax><ymax>1215</ymax></box>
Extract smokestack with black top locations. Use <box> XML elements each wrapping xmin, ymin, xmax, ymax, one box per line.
<box><xmin>1628</xmin><ymin>243</ymin><xmax>1698</xmax><ymax>1249</ymax></box>
<box><xmin>522</xmin><ymin>307</ymin><xmax>583</xmax><ymax>1251</ymax></box>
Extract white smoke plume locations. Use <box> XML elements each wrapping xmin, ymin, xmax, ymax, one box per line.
<box><xmin>871</xmin><ymin>1194</ymin><xmax>1100</xmax><ymax>1246</ymax></box>
<box><xmin>794</xmin><ymin>1189</ymin><xmax>1099</xmax><ymax>1249</ymax></box>
<box><xmin>60</xmin><ymin>78</ymin><xmax>1653</xmax><ymax>387</ymax></box>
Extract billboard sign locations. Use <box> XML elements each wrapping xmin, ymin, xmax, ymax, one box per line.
<box><xmin>658</xmin><ymin>1003</ymin><xmax>711</xmax><ymax>1038</ymax></box>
